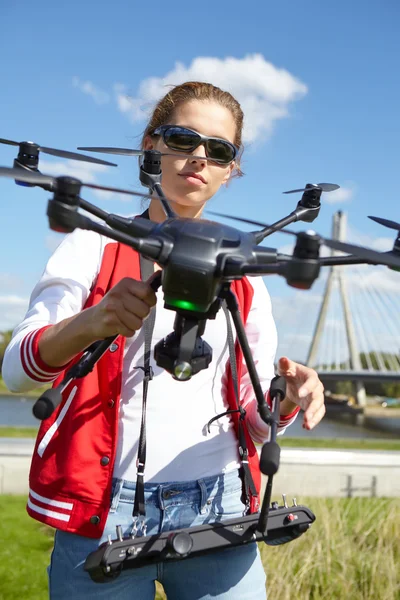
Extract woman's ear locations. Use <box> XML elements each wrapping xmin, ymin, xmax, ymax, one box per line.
<box><xmin>221</xmin><ymin>162</ymin><xmax>235</xmax><ymax>185</ymax></box>
<box><xmin>143</xmin><ymin>135</ymin><xmax>154</xmax><ymax>150</ymax></box>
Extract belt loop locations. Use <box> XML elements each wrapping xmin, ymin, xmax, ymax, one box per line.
<box><xmin>158</xmin><ymin>485</ymin><xmax>166</xmax><ymax>510</ymax></box>
<box><xmin>110</xmin><ymin>478</ymin><xmax>124</xmax><ymax>513</ymax></box>
<box><xmin>198</xmin><ymin>479</ymin><xmax>207</xmax><ymax>514</ymax></box>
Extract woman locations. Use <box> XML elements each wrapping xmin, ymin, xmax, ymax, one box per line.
<box><xmin>3</xmin><ymin>81</ymin><xmax>325</xmax><ymax>599</ymax></box>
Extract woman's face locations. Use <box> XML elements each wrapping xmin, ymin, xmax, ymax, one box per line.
<box><xmin>144</xmin><ymin>100</ymin><xmax>237</xmax><ymax>213</ymax></box>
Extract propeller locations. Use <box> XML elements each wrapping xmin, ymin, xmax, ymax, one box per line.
<box><xmin>77</xmin><ymin>146</ymin><xmax>228</xmax><ymax>163</ymax></box>
<box><xmin>207</xmin><ymin>211</ymin><xmax>400</xmax><ymax>270</ymax></box>
<box><xmin>283</xmin><ymin>183</ymin><xmax>340</xmax><ymax>194</ymax></box>
<box><xmin>368</xmin><ymin>216</ymin><xmax>400</xmax><ymax>232</ymax></box>
<box><xmin>0</xmin><ymin>166</ymin><xmax>154</xmax><ymax>200</ymax></box>
<box><xmin>0</xmin><ymin>138</ymin><xmax>117</xmax><ymax>167</ymax></box>
<box><xmin>77</xmin><ymin>146</ymin><xmax>142</xmax><ymax>157</ymax></box>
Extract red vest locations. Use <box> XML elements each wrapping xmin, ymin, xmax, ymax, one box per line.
<box><xmin>27</xmin><ymin>242</ymin><xmax>260</xmax><ymax>538</ymax></box>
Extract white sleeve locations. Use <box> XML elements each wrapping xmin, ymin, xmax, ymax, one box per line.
<box><xmin>239</xmin><ymin>277</ymin><xmax>298</xmax><ymax>442</ymax></box>
<box><xmin>2</xmin><ymin>229</ymin><xmax>105</xmax><ymax>393</ymax></box>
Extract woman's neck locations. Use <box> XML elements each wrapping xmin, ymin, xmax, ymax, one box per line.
<box><xmin>149</xmin><ymin>198</ymin><xmax>205</xmax><ymax>223</ymax></box>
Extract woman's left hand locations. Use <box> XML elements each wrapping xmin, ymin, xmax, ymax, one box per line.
<box><xmin>278</xmin><ymin>356</ymin><xmax>326</xmax><ymax>430</ymax></box>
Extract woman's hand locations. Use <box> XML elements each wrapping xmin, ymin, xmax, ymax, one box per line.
<box><xmin>278</xmin><ymin>356</ymin><xmax>325</xmax><ymax>430</ymax></box>
<box><xmin>38</xmin><ymin>276</ymin><xmax>158</xmax><ymax>368</ymax></box>
<box><xmin>88</xmin><ymin>276</ymin><xmax>157</xmax><ymax>339</ymax></box>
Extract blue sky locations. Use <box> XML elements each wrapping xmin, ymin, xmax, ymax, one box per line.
<box><xmin>0</xmin><ymin>0</ymin><xmax>399</xmax><ymax>362</ymax></box>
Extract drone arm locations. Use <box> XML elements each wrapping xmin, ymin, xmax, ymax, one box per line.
<box><xmin>252</xmin><ymin>212</ymin><xmax>299</xmax><ymax>244</ymax></box>
<box><xmin>241</xmin><ymin>248</ymin><xmax>288</xmax><ymax>276</ymax></box>
<box><xmin>223</xmin><ymin>288</ymin><xmax>276</xmax><ymax>426</ymax></box>
<box><xmin>86</xmin><ymin>218</ymin><xmax>162</xmax><ymax>261</ymax></box>
<box><xmin>243</xmin><ymin>264</ymin><xmax>283</xmax><ymax>276</ymax></box>
<box><xmin>75</xmin><ymin>196</ymin><xmax>162</xmax><ymax>248</ymax></box>
<box><xmin>76</xmin><ymin>197</ymin><xmax>109</xmax><ymax>221</ymax></box>
<box><xmin>47</xmin><ymin>198</ymin><xmax>163</xmax><ymax>261</ymax></box>
<box><xmin>152</xmin><ymin>182</ymin><xmax>176</xmax><ymax>219</ymax></box>
<box><xmin>252</xmin><ymin>204</ymin><xmax>321</xmax><ymax>244</ymax></box>
<box><xmin>319</xmin><ymin>255</ymin><xmax>375</xmax><ymax>266</ymax></box>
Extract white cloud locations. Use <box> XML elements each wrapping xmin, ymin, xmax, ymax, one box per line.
<box><xmin>38</xmin><ymin>159</ymin><xmax>130</xmax><ymax>202</ymax></box>
<box><xmin>347</xmin><ymin>265</ymin><xmax>400</xmax><ymax>292</ymax></box>
<box><xmin>0</xmin><ymin>295</ymin><xmax>27</xmax><ymax>307</ymax></box>
<box><xmin>113</xmin><ymin>54</ymin><xmax>308</xmax><ymax>144</ymax></box>
<box><xmin>0</xmin><ymin>295</ymin><xmax>29</xmax><ymax>331</ymax></box>
<box><xmin>324</xmin><ymin>185</ymin><xmax>354</xmax><ymax>204</ymax></box>
<box><xmin>72</xmin><ymin>77</ymin><xmax>110</xmax><ymax>105</ymax></box>
<box><xmin>0</xmin><ymin>273</ymin><xmax>25</xmax><ymax>290</ymax></box>
<box><xmin>346</xmin><ymin>223</ymin><xmax>396</xmax><ymax>259</ymax></box>
<box><xmin>371</xmin><ymin>237</ymin><xmax>395</xmax><ymax>252</ymax></box>
<box><xmin>271</xmin><ymin>291</ymin><xmax>323</xmax><ymax>324</ymax></box>
<box><xmin>39</xmin><ymin>158</ymin><xmax>109</xmax><ymax>182</ymax></box>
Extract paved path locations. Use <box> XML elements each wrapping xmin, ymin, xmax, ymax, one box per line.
<box><xmin>1</xmin><ymin>439</ymin><xmax>400</xmax><ymax>497</ymax></box>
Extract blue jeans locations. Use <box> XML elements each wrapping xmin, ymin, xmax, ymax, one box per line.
<box><xmin>48</xmin><ymin>469</ymin><xmax>267</xmax><ymax>599</ymax></box>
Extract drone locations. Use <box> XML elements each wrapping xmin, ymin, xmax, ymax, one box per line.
<box><xmin>1</xmin><ymin>147</ymin><xmax>399</xmax><ymax>582</ymax></box>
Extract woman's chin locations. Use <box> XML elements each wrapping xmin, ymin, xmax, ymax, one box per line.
<box><xmin>168</xmin><ymin>194</ymin><xmax>210</xmax><ymax>211</ymax></box>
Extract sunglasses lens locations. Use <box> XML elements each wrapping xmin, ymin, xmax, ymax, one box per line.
<box><xmin>207</xmin><ymin>139</ymin><xmax>235</xmax><ymax>164</ymax></box>
<box><xmin>161</xmin><ymin>126</ymin><xmax>236</xmax><ymax>164</ymax></box>
<box><xmin>163</xmin><ymin>127</ymin><xmax>199</xmax><ymax>151</ymax></box>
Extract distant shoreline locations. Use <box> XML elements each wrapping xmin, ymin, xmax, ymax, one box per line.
<box><xmin>0</xmin><ymin>377</ymin><xmax>44</xmax><ymax>398</ymax></box>
<box><xmin>0</xmin><ymin>390</ymin><xmax>42</xmax><ymax>398</ymax></box>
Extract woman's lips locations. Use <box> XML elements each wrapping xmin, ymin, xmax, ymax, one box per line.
<box><xmin>179</xmin><ymin>173</ymin><xmax>206</xmax><ymax>186</ymax></box>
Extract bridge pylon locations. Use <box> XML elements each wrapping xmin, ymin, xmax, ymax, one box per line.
<box><xmin>306</xmin><ymin>211</ymin><xmax>367</xmax><ymax>407</ymax></box>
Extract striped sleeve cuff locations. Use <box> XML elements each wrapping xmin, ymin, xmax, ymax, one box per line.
<box><xmin>279</xmin><ymin>405</ymin><xmax>301</xmax><ymax>425</ymax></box>
<box><xmin>20</xmin><ymin>326</ymin><xmax>67</xmax><ymax>383</ymax></box>
<box><xmin>264</xmin><ymin>390</ymin><xmax>301</xmax><ymax>426</ymax></box>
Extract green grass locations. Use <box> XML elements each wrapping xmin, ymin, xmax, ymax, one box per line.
<box><xmin>0</xmin><ymin>497</ymin><xmax>398</xmax><ymax>600</ymax></box>
<box><xmin>277</xmin><ymin>436</ymin><xmax>400</xmax><ymax>451</ymax></box>
<box><xmin>0</xmin><ymin>426</ymin><xmax>39</xmax><ymax>438</ymax></box>
<box><xmin>259</xmin><ymin>496</ymin><xmax>400</xmax><ymax>600</ymax></box>
<box><xmin>0</xmin><ymin>496</ymin><xmax>54</xmax><ymax>600</ymax></box>
<box><xmin>0</xmin><ymin>376</ymin><xmax>46</xmax><ymax>398</ymax></box>
<box><xmin>1</xmin><ymin>426</ymin><xmax>400</xmax><ymax>452</ymax></box>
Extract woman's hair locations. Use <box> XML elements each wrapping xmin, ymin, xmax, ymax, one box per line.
<box><xmin>141</xmin><ymin>81</ymin><xmax>244</xmax><ymax>178</ymax></box>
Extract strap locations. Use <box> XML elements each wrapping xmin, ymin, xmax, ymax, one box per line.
<box><xmin>132</xmin><ymin>211</ymin><xmax>156</xmax><ymax>520</ymax></box>
<box><xmin>222</xmin><ymin>301</ymin><xmax>257</xmax><ymax>510</ymax></box>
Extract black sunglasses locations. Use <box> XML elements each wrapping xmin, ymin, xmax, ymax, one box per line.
<box><xmin>152</xmin><ymin>125</ymin><xmax>238</xmax><ymax>165</ymax></box>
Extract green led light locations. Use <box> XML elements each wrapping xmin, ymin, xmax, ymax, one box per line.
<box><xmin>170</xmin><ymin>299</ymin><xmax>198</xmax><ymax>311</ymax></box>
<box><xmin>165</xmin><ymin>297</ymin><xmax>205</xmax><ymax>312</ymax></box>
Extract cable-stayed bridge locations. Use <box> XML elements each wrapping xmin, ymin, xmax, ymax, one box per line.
<box><xmin>272</xmin><ymin>211</ymin><xmax>400</xmax><ymax>406</ymax></box>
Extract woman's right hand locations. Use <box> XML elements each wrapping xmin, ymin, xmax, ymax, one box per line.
<box><xmin>88</xmin><ymin>276</ymin><xmax>158</xmax><ymax>339</ymax></box>
<box><xmin>38</xmin><ymin>276</ymin><xmax>158</xmax><ymax>369</ymax></box>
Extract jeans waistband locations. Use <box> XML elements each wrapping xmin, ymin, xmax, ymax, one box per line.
<box><xmin>116</xmin><ymin>468</ymin><xmax>241</xmax><ymax>492</ymax></box>
<box><xmin>110</xmin><ymin>468</ymin><xmax>243</xmax><ymax>513</ymax></box>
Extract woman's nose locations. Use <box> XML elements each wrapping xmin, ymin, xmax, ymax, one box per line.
<box><xmin>190</xmin><ymin>144</ymin><xmax>207</xmax><ymax>163</ymax></box>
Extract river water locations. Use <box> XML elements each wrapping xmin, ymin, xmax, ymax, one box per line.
<box><xmin>0</xmin><ymin>395</ymin><xmax>397</xmax><ymax>439</ymax></box>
